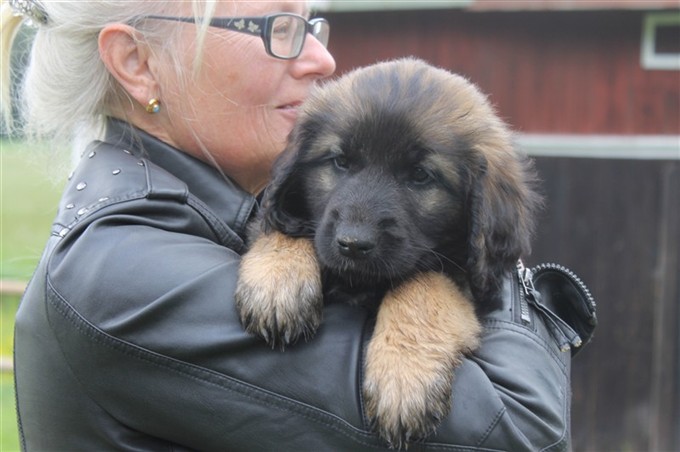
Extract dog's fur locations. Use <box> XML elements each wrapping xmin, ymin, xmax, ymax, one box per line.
<box><xmin>235</xmin><ymin>58</ymin><xmax>542</xmax><ymax>448</ymax></box>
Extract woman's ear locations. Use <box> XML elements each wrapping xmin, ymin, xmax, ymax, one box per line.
<box><xmin>98</xmin><ymin>24</ymin><xmax>157</xmax><ymax>108</ymax></box>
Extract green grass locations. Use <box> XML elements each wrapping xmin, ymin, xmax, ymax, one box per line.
<box><xmin>0</xmin><ymin>296</ymin><xmax>19</xmax><ymax>452</ymax></box>
<box><xmin>1</xmin><ymin>138</ymin><xmax>64</xmax><ymax>451</ymax></box>
<box><xmin>0</xmin><ymin>295</ymin><xmax>19</xmax><ymax>358</ymax></box>
<box><xmin>0</xmin><ymin>373</ymin><xmax>18</xmax><ymax>451</ymax></box>
<box><xmin>1</xmin><ymin>138</ymin><xmax>65</xmax><ymax>280</ymax></box>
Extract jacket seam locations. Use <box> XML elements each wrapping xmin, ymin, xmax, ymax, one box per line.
<box><xmin>42</xmin><ymin>274</ymin><xmax>177</xmax><ymax>444</ymax></box>
<box><xmin>140</xmin><ymin>153</ymin><xmax>246</xmax><ymax>251</ymax></box>
<box><xmin>481</xmin><ymin>319</ymin><xmax>569</xmax><ymax>378</ymax></box>
<box><xmin>539</xmin><ymin>381</ymin><xmax>570</xmax><ymax>452</ymax></box>
<box><xmin>185</xmin><ymin>195</ymin><xmax>246</xmax><ymax>253</ymax></box>
<box><xmin>57</xmin><ymin>190</ymin><xmax>148</xmax><ymax>233</ymax></box>
<box><xmin>13</xmin><ymin>343</ymin><xmax>27</xmax><ymax>451</ymax></box>
<box><xmin>233</xmin><ymin>194</ymin><xmax>257</xmax><ymax>239</ymax></box>
<box><xmin>475</xmin><ymin>406</ymin><xmax>507</xmax><ymax>448</ymax></box>
<box><xmin>56</xmin><ymin>185</ymin><xmax>246</xmax><ymax>255</ymax></box>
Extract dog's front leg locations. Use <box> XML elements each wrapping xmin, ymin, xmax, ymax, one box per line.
<box><xmin>235</xmin><ymin>230</ymin><xmax>323</xmax><ymax>348</ymax></box>
<box><xmin>363</xmin><ymin>272</ymin><xmax>481</xmax><ymax>448</ymax></box>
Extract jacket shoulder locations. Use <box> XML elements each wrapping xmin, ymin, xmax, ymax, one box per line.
<box><xmin>53</xmin><ymin>141</ymin><xmax>188</xmax><ymax>235</ymax></box>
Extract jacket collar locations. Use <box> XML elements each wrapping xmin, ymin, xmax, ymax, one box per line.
<box><xmin>104</xmin><ymin>118</ymin><xmax>257</xmax><ymax>239</ymax></box>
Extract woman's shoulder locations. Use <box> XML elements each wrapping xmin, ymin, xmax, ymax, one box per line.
<box><xmin>54</xmin><ymin>139</ymin><xmax>250</xmax><ymax>246</ymax></box>
<box><xmin>44</xmin><ymin>140</ymin><xmax>246</xmax><ymax>315</ymax></box>
<box><xmin>56</xmin><ymin>141</ymin><xmax>187</xmax><ymax>227</ymax></box>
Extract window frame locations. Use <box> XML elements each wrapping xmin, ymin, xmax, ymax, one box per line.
<box><xmin>641</xmin><ymin>12</ymin><xmax>680</xmax><ymax>71</ymax></box>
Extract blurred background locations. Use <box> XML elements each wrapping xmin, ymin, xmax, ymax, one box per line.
<box><xmin>2</xmin><ymin>0</ymin><xmax>679</xmax><ymax>450</ymax></box>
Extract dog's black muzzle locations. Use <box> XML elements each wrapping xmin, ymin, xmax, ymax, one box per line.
<box><xmin>315</xmin><ymin>171</ymin><xmax>420</xmax><ymax>281</ymax></box>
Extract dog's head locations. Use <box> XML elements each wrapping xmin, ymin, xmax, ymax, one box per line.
<box><xmin>260</xmin><ymin>58</ymin><xmax>541</xmax><ymax>304</ymax></box>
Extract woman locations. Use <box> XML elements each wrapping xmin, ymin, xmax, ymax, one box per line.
<box><xmin>3</xmin><ymin>0</ymin><xmax>581</xmax><ymax>450</ymax></box>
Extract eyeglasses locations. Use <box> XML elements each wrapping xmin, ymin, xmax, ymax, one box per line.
<box><xmin>143</xmin><ymin>13</ymin><xmax>330</xmax><ymax>60</ymax></box>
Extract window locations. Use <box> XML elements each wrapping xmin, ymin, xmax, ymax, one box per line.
<box><xmin>641</xmin><ymin>12</ymin><xmax>680</xmax><ymax>70</ymax></box>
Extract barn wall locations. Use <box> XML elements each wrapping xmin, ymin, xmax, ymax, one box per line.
<box><xmin>325</xmin><ymin>9</ymin><xmax>680</xmax><ymax>135</ymax></box>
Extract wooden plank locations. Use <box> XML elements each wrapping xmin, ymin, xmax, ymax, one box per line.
<box><xmin>0</xmin><ymin>280</ymin><xmax>27</xmax><ymax>296</ymax></box>
<box><xmin>529</xmin><ymin>158</ymin><xmax>679</xmax><ymax>451</ymax></box>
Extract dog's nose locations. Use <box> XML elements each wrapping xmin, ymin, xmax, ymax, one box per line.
<box><xmin>337</xmin><ymin>236</ymin><xmax>375</xmax><ymax>258</ymax></box>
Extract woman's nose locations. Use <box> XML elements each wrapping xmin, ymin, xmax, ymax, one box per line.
<box><xmin>293</xmin><ymin>34</ymin><xmax>336</xmax><ymax>79</ymax></box>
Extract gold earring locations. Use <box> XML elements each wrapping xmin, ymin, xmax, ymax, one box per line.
<box><xmin>146</xmin><ymin>98</ymin><xmax>160</xmax><ymax>114</ymax></box>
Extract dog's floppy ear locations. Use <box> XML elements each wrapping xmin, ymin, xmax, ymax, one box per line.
<box><xmin>466</xmin><ymin>145</ymin><xmax>542</xmax><ymax>305</ymax></box>
<box><xmin>259</xmin><ymin>126</ymin><xmax>314</xmax><ymax>238</ymax></box>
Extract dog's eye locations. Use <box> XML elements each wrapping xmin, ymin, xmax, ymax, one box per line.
<box><xmin>411</xmin><ymin>167</ymin><xmax>434</xmax><ymax>185</ymax></box>
<box><xmin>333</xmin><ymin>155</ymin><xmax>349</xmax><ymax>171</ymax></box>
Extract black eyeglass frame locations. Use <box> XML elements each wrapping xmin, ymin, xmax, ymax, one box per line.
<box><xmin>142</xmin><ymin>13</ymin><xmax>330</xmax><ymax>60</ymax></box>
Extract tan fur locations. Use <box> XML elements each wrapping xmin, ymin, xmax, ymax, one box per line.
<box><xmin>235</xmin><ymin>231</ymin><xmax>323</xmax><ymax>346</ymax></box>
<box><xmin>363</xmin><ymin>272</ymin><xmax>481</xmax><ymax>448</ymax></box>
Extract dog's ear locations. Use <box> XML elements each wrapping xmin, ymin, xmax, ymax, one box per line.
<box><xmin>259</xmin><ymin>128</ymin><xmax>314</xmax><ymax>238</ymax></box>
<box><xmin>466</xmin><ymin>146</ymin><xmax>542</xmax><ymax>305</ymax></box>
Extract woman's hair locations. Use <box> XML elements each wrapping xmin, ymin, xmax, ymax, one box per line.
<box><xmin>1</xmin><ymin>0</ymin><xmax>218</xmax><ymax>146</ymax></box>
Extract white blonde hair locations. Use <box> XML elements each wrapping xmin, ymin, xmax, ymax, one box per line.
<box><xmin>1</xmin><ymin>0</ymin><xmax>218</xmax><ymax>146</ymax></box>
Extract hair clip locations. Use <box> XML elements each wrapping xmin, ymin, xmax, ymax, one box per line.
<box><xmin>9</xmin><ymin>0</ymin><xmax>48</xmax><ymax>26</ymax></box>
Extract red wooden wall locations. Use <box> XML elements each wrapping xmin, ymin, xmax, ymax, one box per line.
<box><xmin>325</xmin><ymin>9</ymin><xmax>680</xmax><ymax>135</ymax></box>
<box><xmin>468</xmin><ymin>0</ymin><xmax>680</xmax><ymax>11</ymax></box>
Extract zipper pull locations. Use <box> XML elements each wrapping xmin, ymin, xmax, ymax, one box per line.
<box><xmin>517</xmin><ymin>260</ymin><xmax>536</xmax><ymax>297</ymax></box>
<box><xmin>516</xmin><ymin>260</ymin><xmax>533</xmax><ymax>324</ymax></box>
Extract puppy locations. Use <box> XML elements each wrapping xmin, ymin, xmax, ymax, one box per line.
<box><xmin>235</xmin><ymin>58</ymin><xmax>541</xmax><ymax>448</ymax></box>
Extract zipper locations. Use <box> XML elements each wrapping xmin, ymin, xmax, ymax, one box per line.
<box><xmin>516</xmin><ymin>260</ymin><xmax>533</xmax><ymax>325</ymax></box>
<box><xmin>517</xmin><ymin>260</ymin><xmax>596</xmax><ymax>353</ymax></box>
<box><xmin>530</xmin><ymin>262</ymin><xmax>597</xmax><ymax>315</ymax></box>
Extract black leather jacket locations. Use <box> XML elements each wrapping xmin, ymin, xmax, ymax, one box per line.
<box><xmin>14</xmin><ymin>119</ymin><xmax>579</xmax><ymax>451</ymax></box>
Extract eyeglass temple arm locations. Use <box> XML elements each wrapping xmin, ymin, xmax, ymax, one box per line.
<box><xmin>141</xmin><ymin>15</ymin><xmax>266</xmax><ymax>37</ymax></box>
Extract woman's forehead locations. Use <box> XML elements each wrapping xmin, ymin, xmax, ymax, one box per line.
<box><xmin>222</xmin><ymin>1</ymin><xmax>309</xmax><ymax>16</ymax></box>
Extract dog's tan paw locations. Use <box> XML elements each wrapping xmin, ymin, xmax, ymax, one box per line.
<box><xmin>235</xmin><ymin>231</ymin><xmax>323</xmax><ymax>348</ymax></box>
<box><xmin>363</xmin><ymin>356</ymin><xmax>453</xmax><ymax>449</ymax></box>
<box><xmin>363</xmin><ymin>272</ymin><xmax>481</xmax><ymax>448</ymax></box>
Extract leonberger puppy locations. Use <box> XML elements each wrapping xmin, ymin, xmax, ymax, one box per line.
<box><xmin>235</xmin><ymin>58</ymin><xmax>542</xmax><ymax>448</ymax></box>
